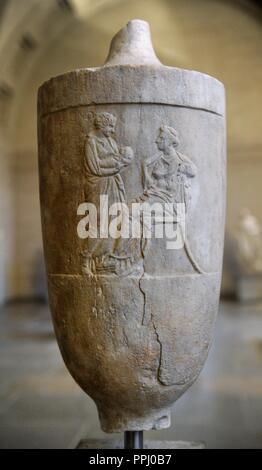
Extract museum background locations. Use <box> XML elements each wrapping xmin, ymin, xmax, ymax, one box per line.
<box><xmin>0</xmin><ymin>0</ymin><xmax>262</xmax><ymax>448</ymax></box>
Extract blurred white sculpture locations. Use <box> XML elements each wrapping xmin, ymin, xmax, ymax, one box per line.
<box><xmin>233</xmin><ymin>208</ymin><xmax>262</xmax><ymax>274</ymax></box>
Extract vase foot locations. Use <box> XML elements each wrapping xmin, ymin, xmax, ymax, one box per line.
<box><xmin>76</xmin><ymin>439</ymin><xmax>205</xmax><ymax>449</ymax></box>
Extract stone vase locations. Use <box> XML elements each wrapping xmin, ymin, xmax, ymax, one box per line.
<box><xmin>38</xmin><ymin>20</ymin><xmax>226</xmax><ymax>432</ymax></box>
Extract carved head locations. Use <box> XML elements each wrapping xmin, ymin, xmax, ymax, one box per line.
<box><xmin>156</xmin><ymin>125</ymin><xmax>180</xmax><ymax>152</ymax></box>
<box><xmin>94</xmin><ymin>112</ymin><xmax>117</xmax><ymax>137</ymax></box>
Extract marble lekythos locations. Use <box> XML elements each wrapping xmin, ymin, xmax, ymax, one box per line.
<box><xmin>37</xmin><ymin>20</ymin><xmax>226</xmax><ymax>432</ymax></box>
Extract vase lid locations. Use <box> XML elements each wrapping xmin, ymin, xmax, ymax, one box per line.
<box><xmin>38</xmin><ymin>19</ymin><xmax>225</xmax><ymax>118</ymax></box>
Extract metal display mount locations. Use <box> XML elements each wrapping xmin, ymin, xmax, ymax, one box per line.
<box><xmin>124</xmin><ymin>431</ymin><xmax>143</xmax><ymax>449</ymax></box>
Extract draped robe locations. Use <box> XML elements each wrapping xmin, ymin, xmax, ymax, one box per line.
<box><xmin>84</xmin><ymin>132</ymin><xmax>127</xmax><ymax>260</ymax></box>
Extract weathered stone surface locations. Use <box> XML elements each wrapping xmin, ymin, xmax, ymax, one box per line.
<box><xmin>38</xmin><ymin>19</ymin><xmax>226</xmax><ymax>432</ymax></box>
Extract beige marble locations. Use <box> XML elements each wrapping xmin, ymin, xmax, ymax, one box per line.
<box><xmin>38</xmin><ymin>20</ymin><xmax>226</xmax><ymax>432</ymax></box>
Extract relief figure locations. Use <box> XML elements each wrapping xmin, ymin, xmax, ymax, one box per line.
<box><xmin>142</xmin><ymin>125</ymin><xmax>196</xmax><ymax>207</ymax></box>
<box><xmin>136</xmin><ymin>125</ymin><xmax>204</xmax><ymax>274</ymax></box>
<box><xmin>83</xmin><ymin>112</ymin><xmax>138</xmax><ymax>275</ymax></box>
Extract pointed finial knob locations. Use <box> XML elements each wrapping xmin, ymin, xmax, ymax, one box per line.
<box><xmin>104</xmin><ymin>19</ymin><xmax>161</xmax><ymax>66</ymax></box>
